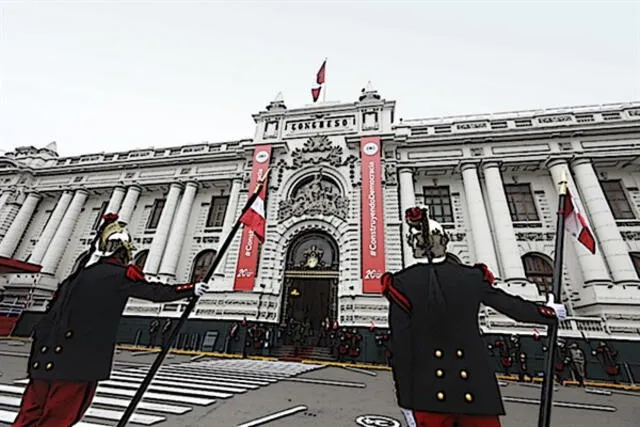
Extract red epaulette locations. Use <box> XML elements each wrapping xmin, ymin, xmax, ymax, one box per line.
<box><xmin>381</xmin><ymin>272</ymin><xmax>412</xmax><ymax>313</ymax></box>
<box><xmin>176</xmin><ymin>283</ymin><xmax>194</xmax><ymax>292</ymax></box>
<box><xmin>126</xmin><ymin>265</ymin><xmax>147</xmax><ymax>282</ymax></box>
<box><xmin>473</xmin><ymin>263</ymin><xmax>495</xmax><ymax>285</ymax></box>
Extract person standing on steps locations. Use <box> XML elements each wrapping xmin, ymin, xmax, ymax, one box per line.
<box><xmin>382</xmin><ymin>206</ymin><xmax>567</xmax><ymax>427</ymax></box>
<box><xmin>12</xmin><ymin>213</ymin><xmax>209</xmax><ymax>427</ymax></box>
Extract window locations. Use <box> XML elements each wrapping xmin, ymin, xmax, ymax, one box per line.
<box><xmin>191</xmin><ymin>250</ymin><xmax>217</xmax><ymax>282</ymax></box>
<box><xmin>630</xmin><ymin>253</ymin><xmax>640</xmax><ymax>279</ymax></box>
<box><xmin>600</xmin><ymin>180</ymin><xmax>635</xmax><ymax>220</ymax></box>
<box><xmin>147</xmin><ymin>199</ymin><xmax>165</xmax><ymax>229</ymax></box>
<box><xmin>522</xmin><ymin>253</ymin><xmax>554</xmax><ymax>295</ymax></box>
<box><xmin>504</xmin><ymin>184</ymin><xmax>539</xmax><ymax>222</ymax></box>
<box><xmin>422</xmin><ymin>186</ymin><xmax>454</xmax><ymax>223</ymax></box>
<box><xmin>206</xmin><ymin>196</ymin><xmax>229</xmax><ymax>228</ymax></box>
<box><xmin>92</xmin><ymin>201</ymin><xmax>109</xmax><ymax>230</ymax></box>
<box><xmin>133</xmin><ymin>250</ymin><xmax>149</xmax><ymax>270</ymax></box>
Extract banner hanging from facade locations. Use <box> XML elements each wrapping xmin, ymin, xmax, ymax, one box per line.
<box><xmin>360</xmin><ymin>136</ymin><xmax>386</xmax><ymax>293</ymax></box>
<box><xmin>234</xmin><ymin>145</ymin><xmax>272</xmax><ymax>291</ymax></box>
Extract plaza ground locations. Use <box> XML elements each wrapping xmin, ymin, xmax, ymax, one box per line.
<box><xmin>0</xmin><ymin>339</ymin><xmax>638</xmax><ymax>427</ymax></box>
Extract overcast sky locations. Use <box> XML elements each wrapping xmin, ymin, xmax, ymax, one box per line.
<box><xmin>1</xmin><ymin>0</ymin><xmax>639</xmax><ymax>157</ymax></box>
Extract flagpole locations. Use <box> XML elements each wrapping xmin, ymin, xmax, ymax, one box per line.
<box><xmin>116</xmin><ymin>170</ymin><xmax>270</xmax><ymax>427</ymax></box>
<box><xmin>537</xmin><ymin>169</ymin><xmax>568</xmax><ymax>427</ymax></box>
<box><xmin>322</xmin><ymin>57</ymin><xmax>327</xmax><ymax>103</ymax></box>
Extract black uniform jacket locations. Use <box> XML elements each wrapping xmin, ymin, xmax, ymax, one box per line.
<box><xmin>382</xmin><ymin>261</ymin><xmax>557</xmax><ymax>416</ymax></box>
<box><xmin>28</xmin><ymin>258</ymin><xmax>195</xmax><ymax>382</ymax></box>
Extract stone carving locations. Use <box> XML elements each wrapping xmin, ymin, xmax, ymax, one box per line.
<box><xmin>291</xmin><ymin>135</ymin><xmax>344</xmax><ymax>168</ymax></box>
<box><xmin>621</xmin><ymin>231</ymin><xmax>640</xmax><ymax>241</ymax></box>
<box><xmin>516</xmin><ymin>232</ymin><xmax>555</xmax><ymax>241</ymax></box>
<box><xmin>470</xmin><ymin>147</ymin><xmax>484</xmax><ymax>157</ymax></box>
<box><xmin>300</xmin><ymin>245</ymin><xmax>326</xmax><ymax>269</ymax></box>
<box><xmin>384</xmin><ymin>162</ymin><xmax>397</xmax><ymax>185</ymax></box>
<box><xmin>278</xmin><ymin>170</ymin><xmax>348</xmax><ymax>221</ymax></box>
<box><xmin>447</xmin><ymin>232</ymin><xmax>467</xmax><ymax>242</ymax></box>
<box><xmin>627</xmin><ymin>109</ymin><xmax>640</xmax><ymax>117</ymax></box>
<box><xmin>538</xmin><ymin>115</ymin><xmax>573</xmax><ymax>124</ymax></box>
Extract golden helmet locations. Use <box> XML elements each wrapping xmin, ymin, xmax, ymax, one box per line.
<box><xmin>98</xmin><ymin>215</ymin><xmax>135</xmax><ymax>263</ymax></box>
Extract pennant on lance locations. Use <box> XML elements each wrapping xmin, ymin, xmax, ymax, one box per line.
<box><xmin>234</xmin><ymin>145</ymin><xmax>272</xmax><ymax>291</ymax></box>
<box><xmin>563</xmin><ymin>184</ymin><xmax>596</xmax><ymax>254</ymax></box>
<box><xmin>360</xmin><ymin>136</ymin><xmax>386</xmax><ymax>293</ymax></box>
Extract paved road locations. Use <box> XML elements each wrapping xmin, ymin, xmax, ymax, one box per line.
<box><xmin>1</xmin><ymin>340</ymin><xmax>639</xmax><ymax>426</ymax></box>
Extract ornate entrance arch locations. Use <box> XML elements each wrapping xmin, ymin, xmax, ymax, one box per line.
<box><xmin>281</xmin><ymin>230</ymin><xmax>339</xmax><ymax>330</ymax></box>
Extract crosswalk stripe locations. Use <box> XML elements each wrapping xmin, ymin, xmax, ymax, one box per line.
<box><xmin>110</xmin><ymin>370</ymin><xmax>262</xmax><ymax>389</ymax></box>
<box><xmin>0</xmin><ymin>385</ymin><xmax>190</xmax><ymax>415</ymax></box>
<box><xmin>108</xmin><ymin>373</ymin><xmax>249</xmax><ymax>393</ymax></box>
<box><xmin>130</xmin><ymin>366</ymin><xmax>280</xmax><ymax>383</ymax></box>
<box><xmin>0</xmin><ymin>409</ymin><xmax>108</xmax><ymax>427</ymax></box>
<box><xmin>13</xmin><ymin>378</ymin><xmax>232</xmax><ymax>400</ymax></box>
<box><xmin>153</xmin><ymin>366</ymin><xmax>284</xmax><ymax>381</ymax></box>
<box><xmin>0</xmin><ymin>396</ymin><xmax>165</xmax><ymax>425</ymax></box>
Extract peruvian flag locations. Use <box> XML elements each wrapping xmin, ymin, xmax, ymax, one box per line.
<box><xmin>311</xmin><ymin>59</ymin><xmax>326</xmax><ymax>102</ymax></box>
<box><xmin>564</xmin><ymin>186</ymin><xmax>596</xmax><ymax>254</ymax></box>
<box><xmin>240</xmin><ymin>194</ymin><xmax>266</xmax><ymax>243</ymax></box>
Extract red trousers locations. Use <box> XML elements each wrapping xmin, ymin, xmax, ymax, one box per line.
<box><xmin>13</xmin><ymin>379</ymin><xmax>97</xmax><ymax>427</ymax></box>
<box><xmin>407</xmin><ymin>410</ymin><xmax>501</xmax><ymax>427</ymax></box>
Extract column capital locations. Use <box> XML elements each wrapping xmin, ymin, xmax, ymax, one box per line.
<box><xmin>481</xmin><ymin>160</ymin><xmax>502</xmax><ymax>170</ymax></box>
<box><xmin>545</xmin><ymin>158</ymin><xmax>569</xmax><ymax>169</ymax></box>
<box><xmin>570</xmin><ymin>157</ymin><xmax>592</xmax><ymax>168</ymax></box>
<box><xmin>25</xmin><ymin>191</ymin><xmax>42</xmax><ymax>200</ymax></box>
<box><xmin>397</xmin><ymin>167</ymin><xmax>414</xmax><ymax>175</ymax></box>
<box><xmin>126</xmin><ymin>184</ymin><xmax>142</xmax><ymax>192</ymax></box>
<box><xmin>73</xmin><ymin>188</ymin><xmax>89</xmax><ymax>196</ymax></box>
<box><xmin>184</xmin><ymin>181</ymin><xmax>199</xmax><ymax>190</ymax></box>
<box><xmin>169</xmin><ymin>182</ymin><xmax>184</xmax><ymax>190</ymax></box>
<box><xmin>460</xmin><ymin>162</ymin><xmax>479</xmax><ymax>172</ymax></box>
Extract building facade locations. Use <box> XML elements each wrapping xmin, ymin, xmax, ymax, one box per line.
<box><xmin>1</xmin><ymin>86</ymin><xmax>640</xmax><ymax>350</ymax></box>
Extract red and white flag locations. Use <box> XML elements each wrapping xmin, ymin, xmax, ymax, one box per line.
<box><xmin>311</xmin><ymin>59</ymin><xmax>326</xmax><ymax>103</ymax></box>
<box><xmin>239</xmin><ymin>195</ymin><xmax>266</xmax><ymax>243</ymax></box>
<box><xmin>564</xmin><ymin>185</ymin><xmax>596</xmax><ymax>254</ymax></box>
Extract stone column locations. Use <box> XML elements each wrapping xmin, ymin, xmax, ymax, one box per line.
<box><xmin>461</xmin><ymin>163</ymin><xmax>500</xmax><ymax>275</ymax></box>
<box><xmin>30</xmin><ymin>191</ymin><xmax>73</xmax><ymax>264</ymax></box>
<box><xmin>118</xmin><ymin>185</ymin><xmax>142</xmax><ymax>224</ymax></box>
<box><xmin>398</xmin><ymin>168</ymin><xmax>417</xmax><ymax>267</ymax></box>
<box><xmin>217</xmin><ymin>178</ymin><xmax>242</xmax><ymax>277</ymax></box>
<box><xmin>571</xmin><ymin>158</ymin><xmax>638</xmax><ymax>284</ymax></box>
<box><xmin>41</xmin><ymin>189</ymin><xmax>88</xmax><ymax>274</ymax></box>
<box><xmin>159</xmin><ymin>182</ymin><xmax>198</xmax><ymax>277</ymax></box>
<box><xmin>144</xmin><ymin>183</ymin><xmax>182</xmax><ymax>275</ymax></box>
<box><xmin>0</xmin><ymin>192</ymin><xmax>41</xmax><ymax>257</ymax></box>
<box><xmin>548</xmin><ymin>159</ymin><xmax>611</xmax><ymax>284</ymax></box>
<box><xmin>482</xmin><ymin>162</ymin><xmax>527</xmax><ymax>282</ymax></box>
<box><xmin>106</xmin><ymin>186</ymin><xmax>126</xmax><ymax>215</ymax></box>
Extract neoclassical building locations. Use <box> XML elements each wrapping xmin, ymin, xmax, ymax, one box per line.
<box><xmin>1</xmin><ymin>86</ymin><xmax>640</xmax><ymax>347</ymax></box>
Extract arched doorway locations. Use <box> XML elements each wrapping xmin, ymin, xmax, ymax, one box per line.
<box><xmin>282</xmin><ymin>230</ymin><xmax>339</xmax><ymax>332</ymax></box>
<box><xmin>522</xmin><ymin>252</ymin><xmax>554</xmax><ymax>295</ymax></box>
<box><xmin>191</xmin><ymin>249</ymin><xmax>217</xmax><ymax>282</ymax></box>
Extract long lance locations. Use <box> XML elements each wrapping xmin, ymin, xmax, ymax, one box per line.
<box><xmin>537</xmin><ymin>170</ymin><xmax>568</xmax><ymax>427</ymax></box>
<box><xmin>116</xmin><ymin>169</ymin><xmax>270</xmax><ymax>426</ymax></box>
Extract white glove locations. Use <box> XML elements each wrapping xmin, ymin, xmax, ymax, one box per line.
<box><xmin>545</xmin><ymin>294</ymin><xmax>567</xmax><ymax>321</ymax></box>
<box><xmin>194</xmin><ymin>282</ymin><xmax>210</xmax><ymax>297</ymax></box>
<box><xmin>400</xmin><ymin>408</ymin><xmax>417</xmax><ymax>427</ymax></box>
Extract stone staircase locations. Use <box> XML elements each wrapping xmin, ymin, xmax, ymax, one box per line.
<box><xmin>272</xmin><ymin>345</ymin><xmax>336</xmax><ymax>362</ymax></box>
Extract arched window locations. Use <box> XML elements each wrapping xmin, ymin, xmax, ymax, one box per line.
<box><xmin>191</xmin><ymin>250</ymin><xmax>217</xmax><ymax>282</ymax></box>
<box><xmin>133</xmin><ymin>250</ymin><xmax>149</xmax><ymax>270</ymax></box>
<box><xmin>522</xmin><ymin>253</ymin><xmax>554</xmax><ymax>295</ymax></box>
<box><xmin>630</xmin><ymin>252</ymin><xmax>640</xmax><ymax>278</ymax></box>
<box><xmin>71</xmin><ymin>251</ymin><xmax>90</xmax><ymax>273</ymax></box>
<box><xmin>446</xmin><ymin>253</ymin><xmax>462</xmax><ymax>264</ymax></box>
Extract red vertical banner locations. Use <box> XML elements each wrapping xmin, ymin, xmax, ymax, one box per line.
<box><xmin>234</xmin><ymin>145</ymin><xmax>272</xmax><ymax>291</ymax></box>
<box><xmin>360</xmin><ymin>136</ymin><xmax>386</xmax><ymax>293</ymax></box>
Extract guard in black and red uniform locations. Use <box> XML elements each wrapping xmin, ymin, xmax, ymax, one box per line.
<box><xmin>382</xmin><ymin>206</ymin><xmax>567</xmax><ymax>427</ymax></box>
<box><xmin>13</xmin><ymin>214</ymin><xmax>209</xmax><ymax>427</ymax></box>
